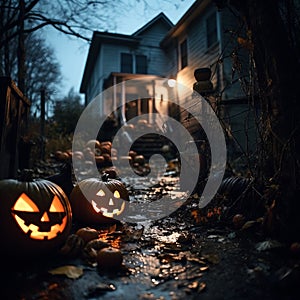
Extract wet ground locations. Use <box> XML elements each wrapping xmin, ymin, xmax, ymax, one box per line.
<box><xmin>2</xmin><ymin>162</ymin><xmax>300</xmax><ymax>300</ymax></box>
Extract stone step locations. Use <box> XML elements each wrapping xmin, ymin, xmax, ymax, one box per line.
<box><xmin>131</xmin><ymin>133</ymin><xmax>173</xmax><ymax>159</ymax></box>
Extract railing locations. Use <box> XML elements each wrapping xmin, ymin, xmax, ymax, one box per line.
<box><xmin>0</xmin><ymin>77</ymin><xmax>31</xmax><ymax>179</ymax></box>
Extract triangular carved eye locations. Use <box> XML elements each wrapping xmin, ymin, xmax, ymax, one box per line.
<box><xmin>49</xmin><ymin>195</ymin><xmax>65</xmax><ymax>212</ymax></box>
<box><xmin>13</xmin><ymin>193</ymin><xmax>39</xmax><ymax>212</ymax></box>
<box><xmin>97</xmin><ymin>189</ymin><xmax>105</xmax><ymax>197</ymax></box>
<box><xmin>114</xmin><ymin>191</ymin><xmax>120</xmax><ymax>198</ymax></box>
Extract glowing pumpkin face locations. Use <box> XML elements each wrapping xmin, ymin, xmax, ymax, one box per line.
<box><xmin>92</xmin><ymin>188</ymin><xmax>126</xmax><ymax>218</ymax></box>
<box><xmin>70</xmin><ymin>177</ymin><xmax>129</xmax><ymax>224</ymax></box>
<box><xmin>0</xmin><ymin>177</ymin><xmax>72</xmax><ymax>256</ymax></box>
<box><xmin>12</xmin><ymin>193</ymin><xmax>68</xmax><ymax>240</ymax></box>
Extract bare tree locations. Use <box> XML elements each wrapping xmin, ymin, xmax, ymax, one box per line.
<box><xmin>0</xmin><ymin>0</ymin><xmax>118</xmax><ymax>91</ymax></box>
<box><xmin>222</xmin><ymin>0</ymin><xmax>300</xmax><ymax>239</ymax></box>
<box><xmin>0</xmin><ymin>0</ymin><xmax>178</xmax><ymax>94</ymax></box>
<box><xmin>25</xmin><ymin>33</ymin><xmax>62</xmax><ymax>108</ymax></box>
<box><xmin>1</xmin><ymin>31</ymin><xmax>62</xmax><ymax>115</ymax></box>
<box><xmin>0</xmin><ymin>0</ymin><xmax>117</xmax><ymax>48</ymax></box>
<box><xmin>51</xmin><ymin>87</ymin><xmax>84</xmax><ymax>135</ymax></box>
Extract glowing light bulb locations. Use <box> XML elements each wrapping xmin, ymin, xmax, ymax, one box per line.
<box><xmin>167</xmin><ymin>79</ymin><xmax>176</xmax><ymax>88</ymax></box>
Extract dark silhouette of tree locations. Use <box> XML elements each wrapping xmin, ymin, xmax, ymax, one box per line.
<box><xmin>0</xmin><ymin>0</ymin><xmax>117</xmax><ymax>92</ymax></box>
<box><xmin>0</xmin><ymin>0</ymin><xmax>177</xmax><ymax>93</ymax></box>
<box><xmin>7</xmin><ymin>32</ymin><xmax>62</xmax><ymax>113</ymax></box>
<box><xmin>25</xmin><ymin>33</ymin><xmax>62</xmax><ymax>111</ymax></box>
<box><xmin>222</xmin><ymin>0</ymin><xmax>300</xmax><ymax>240</ymax></box>
<box><xmin>1</xmin><ymin>31</ymin><xmax>62</xmax><ymax>115</ymax></box>
<box><xmin>51</xmin><ymin>88</ymin><xmax>84</xmax><ymax>135</ymax></box>
<box><xmin>0</xmin><ymin>0</ymin><xmax>117</xmax><ymax>48</ymax></box>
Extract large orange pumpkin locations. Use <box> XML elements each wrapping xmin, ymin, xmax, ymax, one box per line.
<box><xmin>70</xmin><ymin>175</ymin><xmax>129</xmax><ymax>224</ymax></box>
<box><xmin>0</xmin><ymin>174</ymin><xmax>72</xmax><ymax>256</ymax></box>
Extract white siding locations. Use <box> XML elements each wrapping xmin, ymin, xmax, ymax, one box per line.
<box><xmin>163</xmin><ymin>4</ymin><xmax>221</xmax><ymax>107</ymax></box>
<box><xmin>177</xmin><ymin>4</ymin><xmax>221</xmax><ymax>93</ymax></box>
<box><xmin>87</xmin><ymin>46</ymin><xmax>103</xmax><ymax>101</ymax></box>
<box><xmin>164</xmin><ymin>3</ymin><xmax>249</xmax><ymax>102</ymax></box>
<box><xmin>220</xmin><ymin>6</ymin><xmax>250</xmax><ymax>100</ymax></box>
<box><xmin>219</xmin><ymin>7</ymin><xmax>257</xmax><ymax>153</ymax></box>
<box><xmin>135</xmin><ymin>21</ymin><xmax>171</xmax><ymax>75</ymax></box>
<box><xmin>102</xmin><ymin>44</ymin><xmax>130</xmax><ymax>75</ymax></box>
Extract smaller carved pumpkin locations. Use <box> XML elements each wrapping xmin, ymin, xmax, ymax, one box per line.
<box><xmin>70</xmin><ymin>175</ymin><xmax>129</xmax><ymax>224</ymax></box>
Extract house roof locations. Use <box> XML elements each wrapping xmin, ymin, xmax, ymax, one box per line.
<box><xmin>80</xmin><ymin>12</ymin><xmax>174</xmax><ymax>93</ymax></box>
<box><xmin>160</xmin><ymin>0</ymin><xmax>211</xmax><ymax>48</ymax></box>
<box><xmin>80</xmin><ymin>32</ymin><xmax>140</xmax><ymax>93</ymax></box>
<box><xmin>132</xmin><ymin>12</ymin><xmax>173</xmax><ymax>36</ymax></box>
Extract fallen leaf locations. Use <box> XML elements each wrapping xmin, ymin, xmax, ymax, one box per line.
<box><xmin>227</xmin><ymin>232</ymin><xmax>236</xmax><ymax>239</ymax></box>
<box><xmin>187</xmin><ymin>257</ymin><xmax>206</xmax><ymax>265</ymax></box>
<box><xmin>198</xmin><ymin>282</ymin><xmax>206</xmax><ymax>293</ymax></box>
<box><xmin>241</xmin><ymin>220</ymin><xmax>258</xmax><ymax>230</ymax></box>
<box><xmin>207</xmin><ymin>235</ymin><xmax>219</xmax><ymax>239</ymax></box>
<box><xmin>108</xmin><ymin>223</ymin><xmax>117</xmax><ymax>233</ymax></box>
<box><xmin>237</xmin><ymin>37</ymin><xmax>254</xmax><ymax>51</ymax></box>
<box><xmin>255</xmin><ymin>240</ymin><xmax>284</xmax><ymax>252</ymax></box>
<box><xmin>187</xmin><ymin>281</ymin><xmax>199</xmax><ymax>290</ymax></box>
<box><xmin>48</xmin><ymin>265</ymin><xmax>83</xmax><ymax>279</ymax></box>
<box><xmin>86</xmin><ymin>282</ymin><xmax>116</xmax><ymax>297</ymax></box>
<box><xmin>203</xmin><ymin>253</ymin><xmax>220</xmax><ymax>264</ymax></box>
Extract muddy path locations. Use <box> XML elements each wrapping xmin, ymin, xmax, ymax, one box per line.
<box><xmin>1</xmin><ymin>168</ymin><xmax>299</xmax><ymax>300</ymax></box>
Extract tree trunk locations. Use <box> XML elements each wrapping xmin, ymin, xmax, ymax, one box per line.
<box><xmin>229</xmin><ymin>0</ymin><xmax>300</xmax><ymax>239</ymax></box>
<box><xmin>17</xmin><ymin>0</ymin><xmax>26</xmax><ymax>93</ymax></box>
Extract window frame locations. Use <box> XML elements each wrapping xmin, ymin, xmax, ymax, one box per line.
<box><xmin>179</xmin><ymin>38</ymin><xmax>188</xmax><ymax>70</ymax></box>
<box><xmin>120</xmin><ymin>53</ymin><xmax>133</xmax><ymax>73</ymax></box>
<box><xmin>206</xmin><ymin>11</ymin><xmax>218</xmax><ymax>49</ymax></box>
<box><xmin>135</xmin><ymin>54</ymin><xmax>148</xmax><ymax>74</ymax></box>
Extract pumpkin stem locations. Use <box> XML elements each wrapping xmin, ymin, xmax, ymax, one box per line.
<box><xmin>17</xmin><ymin>169</ymin><xmax>34</xmax><ymax>182</ymax></box>
<box><xmin>101</xmin><ymin>173</ymin><xmax>110</xmax><ymax>182</ymax></box>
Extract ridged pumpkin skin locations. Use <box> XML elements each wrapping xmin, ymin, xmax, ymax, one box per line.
<box><xmin>70</xmin><ymin>177</ymin><xmax>129</xmax><ymax>224</ymax></box>
<box><xmin>0</xmin><ymin>178</ymin><xmax>72</xmax><ymax>256</ymax></box>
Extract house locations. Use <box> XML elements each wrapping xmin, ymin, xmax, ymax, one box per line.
<box><xmin>80</xmin><ymin>0</ymin><xmax>256</xmax><ymax>156</ymax></box>
<box><xmin>80</xmin><ymin>13</ymin><xmax>173</xmax><ymax>114</ymax></box>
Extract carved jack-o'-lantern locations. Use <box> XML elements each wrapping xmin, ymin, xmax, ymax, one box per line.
<box><xmin>70</xmin><ymin>175</ymin><xmax>129</xmax><ymax>224</ymax></box>
<box><xmin>0</xmin><ymin>174</ymin><xmax>72</xmax><ymax>256</ymax></box>
<box><xmin>12</xmin><ymin>193</ymin><xmax>68</xmax><ymax>240</ymax></box>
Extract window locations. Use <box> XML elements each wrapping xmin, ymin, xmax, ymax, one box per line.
<box><xmin>180</xmin><ymin>39</ymin><xmax>188</xmax><ymax>70</ymax></box>
<box><xmin>206</xmin><ymin>12</ymin><xmax>218</xmax><ymax>48</ymax></box>
<box><xmin>121</xmin><ymin>53</ymin><xmax>133</xmax><ymax>73</ymax></box>
<box><xmin>136</xmin><ymin>55</ymin><xmax>147</xmax><ymax>74</ymax></box>
<box><xmin>120</xmin><ymin>53</ymin><xmax>147</xmax><ymax>74</ymax></box>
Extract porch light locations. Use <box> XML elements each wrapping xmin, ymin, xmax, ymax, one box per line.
<box><xmin>167</xmin><ymin>78</ymin><xmax>176</xmax><ymax>88</ymax></box>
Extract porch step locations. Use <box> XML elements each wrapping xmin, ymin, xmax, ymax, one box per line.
<box><xmin>131</xmin><ymin>133</ymin><xmax>174</xmax><ymax>160</ymax></box>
